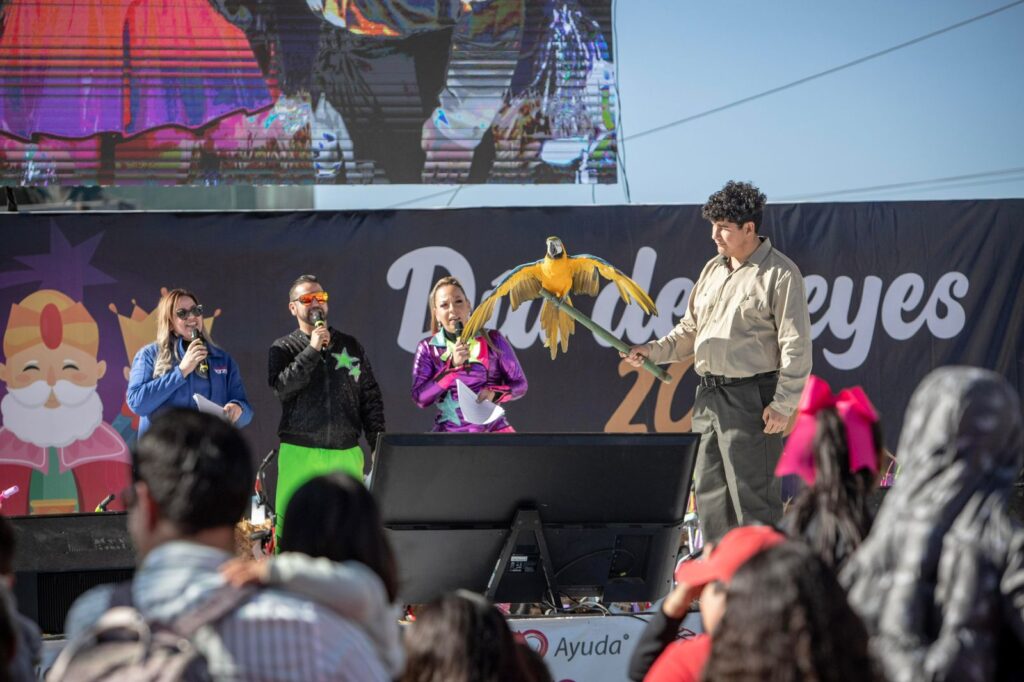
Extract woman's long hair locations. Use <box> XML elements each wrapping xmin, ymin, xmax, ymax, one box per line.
<box><xmin>401</xmin><ymin>591</ymin><xmax>532</xmax><ymax>682</ymax></box>
<box><xmin>703</xmin><ymin>542</ymin><xmax>878</xmax><ymax>682</ymax></box>
<box><xmin>152</xmin><ymin>288</ymin><xmax>213</xmax><ymax>378</ymax></box>
<box><xmin>787</xmin><ymin>408</ymin><xmax>880</xmax><ymax>571</ymax></box>
<box><xmin>280</xmin><ymin>472</ymin><xmax>398</xmax><ymax>602</ymax></box>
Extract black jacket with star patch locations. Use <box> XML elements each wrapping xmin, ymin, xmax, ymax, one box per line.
<box><xmin>268</xmin><ymin>327</ymin><xmax>385</xmax><ymax>453</ymax></box>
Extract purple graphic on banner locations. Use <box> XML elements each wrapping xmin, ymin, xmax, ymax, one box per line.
<box><xmin>0</xmin><ymin>223</ymin><xmax>114</xmax><ymax>297</ymax></box>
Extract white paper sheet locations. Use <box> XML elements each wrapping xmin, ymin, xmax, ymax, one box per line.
<box><xmin>193</xmin><ymin>393</ymin><xmax>229</xmax><ymax>420</ymax></box>
<box><xmin>455</xmin><ymin>379</ymin><xmax>505</xmax><ymax>425</ymax></box>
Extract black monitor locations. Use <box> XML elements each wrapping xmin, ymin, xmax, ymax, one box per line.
<box><xmin>370</xmin><ymin>433</ymin><xmax>699</xmax><ymax>605</ymax></box>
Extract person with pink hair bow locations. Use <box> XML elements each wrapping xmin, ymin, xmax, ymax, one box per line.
<box><xmin>776</xmin><ymin>375</ymin><xmax>884</xmax><ymax>571</ymax></box>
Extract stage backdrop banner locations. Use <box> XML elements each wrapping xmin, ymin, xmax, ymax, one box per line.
<box><xmin>0</xmin><ymin>0</ymin><xmax>616</xmax><ymax>186</ymax></box>
<box><xmin>0</xmin><ymin>200</ymin><xmax>1021</xmax><ymax>515</ymax></box>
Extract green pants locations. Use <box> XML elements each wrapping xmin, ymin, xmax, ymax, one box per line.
<box><xmin>275</xmin><ymin>442</ymin><xmax>364</xmax><ymax>548</ymax></box>
<box><xmin>691</xmin><ymin>374</ymin><xmax>783</xmax><ymax>542</ymax></box>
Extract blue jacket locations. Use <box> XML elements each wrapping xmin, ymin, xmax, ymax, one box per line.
<box><xmin>127</xmin><ymin>338</ymin><xmax>253</xmax><ymax>437</ymax></box>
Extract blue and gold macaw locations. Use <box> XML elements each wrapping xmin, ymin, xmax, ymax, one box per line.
<box><xmin>461</xmin><ymin>237</ymin><xmax>658</xmax><ymax>359</ymax></box>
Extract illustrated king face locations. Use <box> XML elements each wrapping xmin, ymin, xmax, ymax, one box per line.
<box><xmin>0</xmin><ymin>290</ymin><xmax>129</xmax><ymax>515</ymax></box>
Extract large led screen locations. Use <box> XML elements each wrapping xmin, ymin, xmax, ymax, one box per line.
<box><xmin>0</xmin><ymin>0</ymin><xmax>617</xmax><ymax>185</ymax></box>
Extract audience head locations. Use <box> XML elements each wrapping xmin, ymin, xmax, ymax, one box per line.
<box><xmin>280</xmin><ymin>472</ymin><xmax>399</xmax><ymax>602</ymax></box>
<box><xmin>401</xmin><ymin>590</ymin><xmax>532</xmax><ymax>682</ymax></box>
<box><xmin>515</xmin><ymin>641</ymin><xmax>554</xmax><ymax>682</ymax></box>
<box><xmin>896</xmin><ymin>366</ymin><xmax>1022</xmax><ymax>481</ymax></box>
<box><xmin>675</xmin><ymin>525</ymin><xmax>785</xmax><ymax>634</ymax></box>
<box><xmin>703</xmin><ymin>541</ymin><xmax>877</xmax><ymax>682</ymax></box>
<box><xmin>128</xmin><ymin>408</ymin><xmax>253</xmax><ymax>556</ymax></box>
<box><xmin>777</xmin><ymin>376</ymin><xmax>883</xmax><ymax>570</ymax></box>
<box><xmin>778</xmin><ymin>376</ymin><xmax>883</xmax><ymax>484</ymax></box>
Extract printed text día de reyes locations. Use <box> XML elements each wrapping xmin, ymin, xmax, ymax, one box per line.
<box><xmin>388</xmin><ymin>247</ymin><xmax>968</xmax><ymax>371</ymax></box>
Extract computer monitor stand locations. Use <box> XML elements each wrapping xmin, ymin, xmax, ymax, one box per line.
<box><xmin>485</xmin><ymin>509</ymin><xmax>558</xmax><ymax>607</ymax></box>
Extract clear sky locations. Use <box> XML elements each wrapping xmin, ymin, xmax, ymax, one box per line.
<box><xmin>314</xmin><ymin>0</ymin><xmax>1024</xmax><ymax>209</ymax></box>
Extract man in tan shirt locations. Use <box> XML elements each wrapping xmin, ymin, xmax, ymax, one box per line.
<box><xmin>623</xmin><ymin>181</ymin><xmax>812</xmax><ymax>541</ymax></box>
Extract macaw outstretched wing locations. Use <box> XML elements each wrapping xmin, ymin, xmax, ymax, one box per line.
<box><xmin>461</xmin><ymin>259</ymin><xmax>545</xmax><ymax>341</ymax></box>
<box><xmin>569</xmin><ymin>254</ymin><xmax>658</xmax><ymax>315</ymax></box>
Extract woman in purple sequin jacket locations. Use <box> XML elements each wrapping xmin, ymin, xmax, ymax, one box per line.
<box><xmin>411</xmin><ymin>276</ymin><xmax>527</xmax><ymax>432</ymax></box>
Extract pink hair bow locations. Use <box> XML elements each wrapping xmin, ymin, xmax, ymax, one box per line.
<box><xmin>775</xmin><ymin>375</ymin><xmax>879</xmax><ymax>485</ymax></box>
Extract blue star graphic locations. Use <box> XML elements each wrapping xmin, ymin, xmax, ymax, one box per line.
<box><xmin>437</xmin><ymin>392</ymin><xmax>462</xmax><ymax>425</ymax></box>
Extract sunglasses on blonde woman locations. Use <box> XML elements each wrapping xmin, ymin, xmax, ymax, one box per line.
<box><xmin>174</xmin><ymin>305</ymin><xmax>204</xmax><ymax>320</ymax></box>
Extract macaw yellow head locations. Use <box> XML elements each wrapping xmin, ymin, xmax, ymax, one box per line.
<box><xmin>546</xmin><ymin>236</ymin><xmax>565</xmax><ymax>259</ymax></box>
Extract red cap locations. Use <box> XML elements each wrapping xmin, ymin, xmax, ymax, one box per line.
<box><xmin>675</xmin><ymin>525</ymin><xmax>785</xmax><ymax>587</ymax></box>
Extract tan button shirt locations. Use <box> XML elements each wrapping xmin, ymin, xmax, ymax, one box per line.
<box><xmin>645</xmin><ymin>237</ymin><xmax>812</xmax><ymax>415</ymax></box>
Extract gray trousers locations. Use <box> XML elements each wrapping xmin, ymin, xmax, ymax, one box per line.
<box><xmin>691</xmin><ymin>373</ymin><xmax>783</xmax><ymax>542</ymax></box>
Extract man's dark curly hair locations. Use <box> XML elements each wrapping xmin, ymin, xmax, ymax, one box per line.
<box><xmin>702</xmin><ymin>542</ymin><xmax>881</xmax><ymax>682</ymax></box>
<box><xmin>701</xmin><ymin>181</ymin><xmax>767</xmax><ymax>231</ymax></box>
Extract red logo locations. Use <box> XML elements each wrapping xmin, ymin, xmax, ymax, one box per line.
<box><xmin>518</xmin><ymin>629</ymin><xmax>548</xmax><ymax>658</ymax></box>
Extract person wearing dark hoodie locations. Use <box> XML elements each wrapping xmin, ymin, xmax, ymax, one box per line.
<box><xmin>841</xmin><ymin>366</ymin><xmax>1024</xmax><ymax>682</ymax></box>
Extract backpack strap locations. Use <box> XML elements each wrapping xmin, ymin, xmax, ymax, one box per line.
<box><xmin>169</xmin><ymin>584</ymin><xmax>259</xmax><ymax>638</ymax></box>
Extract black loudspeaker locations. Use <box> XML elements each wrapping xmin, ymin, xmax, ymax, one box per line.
<box><xmin>11</xmin><ymin>512</ymin><xmax>135</xmax><ymax>634</ymax></box>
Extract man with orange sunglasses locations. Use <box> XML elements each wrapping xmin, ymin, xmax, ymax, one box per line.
<box><xmin>268</xmin><ymin>274</ymin><xmax>386</xmax><ymax>545</ymax></box>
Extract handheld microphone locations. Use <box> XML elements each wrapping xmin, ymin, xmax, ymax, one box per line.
<box><xmin>454</xmin><ymin>321</ymin><xmax>465</xmax><ymax>366</ymax></box>
<box><xmin>0</xmin><ymin>486</ymin><xmax>18</xmax><ymax>502</ymax></box>
<box><xmin>310</xmin><ymin>310</ymin><xmax>328</xmax><ymax>354</ymax></box>
<box><xmin>95</xmin><ymin>493</ymin><xmax>115</xmax><ymax>512</ymax></box>
<box><xmin>190</xmin><ymin>329</ymin><xmax>209</xmax><ymax>378</ymax></box>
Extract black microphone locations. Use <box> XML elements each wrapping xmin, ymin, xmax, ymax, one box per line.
<box><xmin>454</xmin><ymin>323</ymin><xmax>466</xmax><ymax>366</ymax></box>
<box><xmin>310</xmin><ymin>309</ymin><xmax>328</xmax><ymax>355</ymax></box>
<box><xmin>190</xmin><ymin>329</ymin><xmax>209</xmax><ymax>378</ymax></box>
<box><xmin>95</xmin><ymin>493</ymin><xmax>115</xmax><ymax>513</ymax></box>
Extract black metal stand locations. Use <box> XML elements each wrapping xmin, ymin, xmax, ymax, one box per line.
<box><xmin>485</xmin><ymin>509</ymin><xmax>559</xmax><ymax>607</ymax></box>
